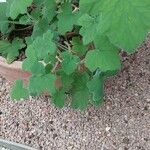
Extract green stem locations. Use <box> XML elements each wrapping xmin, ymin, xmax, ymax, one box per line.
<box><xmin>56</xmin><ymin>42</ymin><xmax>68</xmax><ymax>51</ymax></box>
<box><xmin>0</xmin><ymin>20</ymin><xmax>33</xmax><ymax>25</ymax></box>
<box><xmin>14</xmin><ymin>25</ymin><xmax>33</xmax><ymax>31</ymax></box>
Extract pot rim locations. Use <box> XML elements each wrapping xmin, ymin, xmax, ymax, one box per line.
<box><xmin>0</xmin><ymin>56</ymin><xmax>22</xmax><ymax>69</ymax></box>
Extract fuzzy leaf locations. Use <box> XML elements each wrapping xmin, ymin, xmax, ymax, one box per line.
<box><xmin>32</xmin><ymin>18</ymin><xmax>49</xmax><ymax>39</ymax></box>
<box><xmin>42</xmin><ymin>0</ymin><xmax>56</xmax><ymax>21</ymax></box>
<box><xmin>33</xmin><ymin>30</ymin><xmax>56</xmax><ymax>59</ymax></box>
<box><xmin>33</xmin><ymin>0</ymin><xmax>43</xmax><ymax>6</ymax></box>
<box><xmin>94</xmin><ymin>36</ymin><xmax>118</xmax><ymax>51</ymax></box>
<box><xmin>19</xmin><ymin>15</ymin><xmax>31</xmax><ymax>25</ymax></box>
<box><xmin>80</xmin><ymin>0</ymin><xmax>150</xmax><ymax>52</ymax></box>
<box><xmin>71</xmin><ymin>37</ymin><xmax>87</xmax><ymax>56</ymax></box>
<box><xmin>85</xmin><ymin>49</ymin><xmax>121</xmax><ymax>72</ymax></box>
<box><xmin>31</xmin><ymin>8</ymin><xmax>41</xmax><ymax>20</ymax></box>
<box><xmin>61</xmin><ymin>52</ymin><xmax>80</xmax><ymax>75</ymax></box>
<box><xmin>23</xmin><ymin>30</ymin><xmax>56</xmax><ymax>70</ymax></box>
<box><xmin>87</xmin><ymin>73</ymin><xmax>104</xmax><ymax>105</ymax></box>
<box><xmin>71</xmin><ymin>73</ymin><xmax>90</xmax><ymax>110</ymax></box>
<box><xmin>59</xmin><ymin>72</ymin><xmax>74</xmax><ymax>91</ymax></box>
<box><xmin>0</xmin><ymin>3</ymin><xmax>8</xmax><ymax>33</ymax></box>
<box><xmin>31</xmin><ymin>62</ymin><xmax>45</xmax><ymax>75</ymax></box>
<box><xmin>57</xmin><ymin>2</ymin><xmax>79</xmax><ymax>34</ymax></box>
<box><xmin>11</xmin><ymin>80</ymin><xmax>29</xmax><ymax>100</ymax></box>
<box><xmin>25</xmin><ymin>37</ymin><xmax>33</xmax><ymax>46</ymax></box>
<box><xmin>72</xmin><ymin>88</ymin><xmax>89</xmax><ymax>110</ymax></box>
<box><xmin>0</xmin><ymin>40</ymin><xmax>10</xmax><ymax>53</ymax></box>
<box><xmin>22</xmin><ymin>45</ymin><xmax>38</xmax><ymax>71</ymax></box>
<box><xmin>78</xmin><ymin>14</ymin><xmax>102</xmax><ymax>44</ymax></box>
<box><xmin>29</xmin><ymin>74</ymin><xmax>56</xmax><ymax>95</ymax></box>
<box><xmin>7</xmin><ymin>0</ymin><xmax>33</xmax><ymax>19</ymax></box>
<box><xmin>79</xmin><ymin>0</ymin><xmax>98</xmax><ymax>14</ymax></box>
<box><xmin>53</xmin><ymin>90</ymin><xmax>65</xmax><ymax>108</ymax></box>
<box><xmin>99</xmin><ymin>0</ymin><xmax>150</xmax><ymax>52</ymax></box>
<box><xmin>0</xmin><ymin>39</ymin><xmax>25</xmax><ymax>63</ymax></box>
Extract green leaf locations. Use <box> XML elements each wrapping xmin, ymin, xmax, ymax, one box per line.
<box><xmin>30</xmin><ymin>8</ymin><xmax>41</xmax><ymax>20</ymax></box>
<box><xmin>44</xmin><ymin>53</ymin><xmax>56</xmax><ymax>64</ymax></box>
<box><xmin>42</xmin><ymin>0</ymin><xmax>56</xmax><ymax>21</ymax></box>
<box><xmin>71</xmin><ymin>73</ymin><xmax>90</xmax><ymax>110</ymax></box>
<box><xmin>45</xmin><ymin>64</ymin><xmax>53</xmax><ymax>74</ymax></box>
<box><xmin>71</xmin><ymin>37</ymin><xmax>87</xmax><ymax>56</ymax></box>
<box><xmin>57</xmin><ymin>2</ymin><xmax>79</xmax><ymax>34</ymax></box>
<box><xmin>93</xmin><ymin>36</ymin><xmax>120</xmax><ymax>75</ymax></box>
<box><xmin>78</xmin><ymin>14</ymin><xmax>102</xmax><ymax>44</ymax></box>
<box><xmin>33</xmin><ymin>0</ymin><xmax>43</xmax><ymax>6</ymax></box>
<box><xmin>0</xmin><ymin>40</ymin><xmax>10</xmax><ymax>53</ymax></box>
<box><xmin>25</xmin><ymin>37</ymin><xmax>33</xmax><ymax>46</ymax></box>
<box><xmin>2</xmin><ymin>0</ymin><xmax>149</xmax><ymax>110</ymax></box>
<box><xmin>101</xmin><ymin>0</ymin><xmax>150</xmax><ymax>51</ymax></box>
<box><xmin>11</xmin><ymin>80</ymin><xmax>29</xmax><ymax>100</ymax></box>
<box><xmin>81</xmin><ymin>0</ymin><xmax>150</xmax><ymax>52</ymax></box>
<box><xmin>0</xmin><ymin>3</ymin><xmax>8</xmax><ymax>33</ymax></box>
<box><xmin>22</xmin><ymin>45</ymin><xmax>38</xmax><ymax>72</ymax></box>
<box><xmin>94</xmin><ymin>36</ymin><xmax>118</xmax><ymax>51</ymax></box>
<box><xmin>32</xmin><ymin>18</ymin><xmax>49</xmax><ymax>39</ymax></box>
<box><xmin>72</xmin><ymin>88</ymin><xmax>89</xmax><ymax>110</ymax></box>
<box><xmin>29</xmin><ymin>74</ymin><xmax>56</xmax><ymax>95</ymax></box>
<box><xmin>59</xmin><ymin>72</ymin><xmax>74</xmax><ymax>91</ymax></box>
<box><xmin>23</xmin><ymin>30</ymin><xmax>56</xmax><ymax>70</ymax></box>
<box><xmin>0</xmin><ymin>39</ymin><xmax>26</xmax><ymax>63</ymax></box>
<box><xmin>79</xmin><ymin>0</ymin><xmax>99</xmax><ymax>15</ymax></box>
<box><xmin>19</xmin><ymin>15</ymin><xmax>31</xmax><ymax>25</ymax></box>
<box><xmin>7</xmin><ymin>0</ymin><xmax>33</xmax><ymax>19</ymax></box>
<box><xmin>53</xmin><ymin>90</ymin><xmax>65</xmax><ymax>108</ymax></box>
<box><xmin>31</xmin><ymin>62</ymin><xmax>45</xmax><ymax>75</ymax></box>
<box><xmin>85</xmin><ymin>49</ymin><xmax>121</xmax><ymax>72</ymax></box>
<box><xmin>61</xmin><ymin>51</ymin><xmax>80</xmax><ymax>75</ymax></box>
<box><xmin>33</xmin><ymin>30</ymin><xmax>56</xmax><ymax>59</ymax></box>
<box><xmin>87</xmin><ymin>73</ymin><xmax>104</xmax><ymax>106</ymax></box>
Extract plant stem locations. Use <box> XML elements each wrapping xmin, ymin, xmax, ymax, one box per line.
<box><xmin>56</xmin><ymin>55</ymin><xmax>62</xmax><ymax>63</ymax></box>
<box><xmin>56</xmin><ymin>42</ymin><xmax>68</xmax><ymax>51</ymax></box>
<box><xmin>64</xmin><ymin>41</ymin><xmax>74</xmax><ymax>53</ymax></box>
<box><xmin>0</xmin><ymin>20</ymin><xmax>33</xmax><ymax>25</ymax></box>
<box><xmin>14</xmin><ymin>25</ymin><xmax>33</xmax><ymax>31</ymax></box>
<box><xmin>51</xmin><ymin>61</ymin><xmax>60</xmax><ymax>73</ymax></box>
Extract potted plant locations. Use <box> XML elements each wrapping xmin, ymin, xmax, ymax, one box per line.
<box><xmin>0</xmin><ymin>0</ymin><xmax>150</xmax><ymax>109</ymax></box>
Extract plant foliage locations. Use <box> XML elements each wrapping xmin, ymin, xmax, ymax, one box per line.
<box><xmin>0</xmin><ymin>0</ymin><xmax>150</xmax><ymax>109</ymax></box>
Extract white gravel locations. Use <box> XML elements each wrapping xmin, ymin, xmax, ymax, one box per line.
<box><xmin>0</xmin><ymin>37</ymin><xmax>150</xmax><ymax>150</ymax></box>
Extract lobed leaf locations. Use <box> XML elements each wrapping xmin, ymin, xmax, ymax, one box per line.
<box><xmin>78</xmin><ymin>14</ymin><xmax>102</xmax><ymax>45</ymax></box>
<box><xmin>85</xmin><ymin>49</ymin><xmax>121</xmax><ymax>72</ymax></box>
<box><xmin>57</xmin><ymin>2</ymin><xmax>79</xmax><ymax>34</ymax></box>
<box><xmin>61</xmin><ymin>51</ymin><xmax>80</xmax><ymax>75</ymax></box>
<box><xmin>0</xmin><ymin>3</ymin><xmax>8</xmax><ymax>33</ymax></box>
<box><xmin>11</xmin><ymin>80</ymin><xmax>29</xmax><ymax>100</ymax></box>
<box><xmin>0</xmin><ymin>39</ymin><xmax>26</xmax><ymax>63</ymax></box>
<box><xmin>7</xmin><ymin>0</ymin><xmax>33</xmax><ymax>19</ymax></box>
<box><xmin>29</xmin><ymin>74</ymin><xmax>56</xmax><ymax>95</ymax></box>
<box><xmin>87</xmin><ymin>72</ymin><xmax>104</xmax><ymax>106</ymax></box>
<box><xmin>53</xmin><ymin>89</ymin><xmax>65</xmax><ymax>108</ymax></box>
<box><xmin>42</xmin><ymin>0</ymin><xmax>56</xmax><ymax>21</ymax></box>
<box><xmin>71</xmin><ymin>37</ymin><xmax>88</xmax><ymax>56</ymax></box>
<box><xmin>71</xmin><ymin>73</ymin><xmax>90</xmax><ymax>110</ymax></box>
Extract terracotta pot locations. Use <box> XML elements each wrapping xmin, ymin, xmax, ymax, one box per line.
<box><xmin>0</xmin><ymin>56</ymin><xmax>31</xmax><ymax>84</ymax></box>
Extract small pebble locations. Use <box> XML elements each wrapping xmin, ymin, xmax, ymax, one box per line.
<box><xmin>105</xmin><ymin>127</ymin><xmax>111</xmax><ymax>132</ymax></box>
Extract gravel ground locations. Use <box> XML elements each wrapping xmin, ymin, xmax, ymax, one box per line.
<box><xmin>0</xmin><ymin>37</ymin><xmax>150</xmax><ymax>150</ymax></box>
